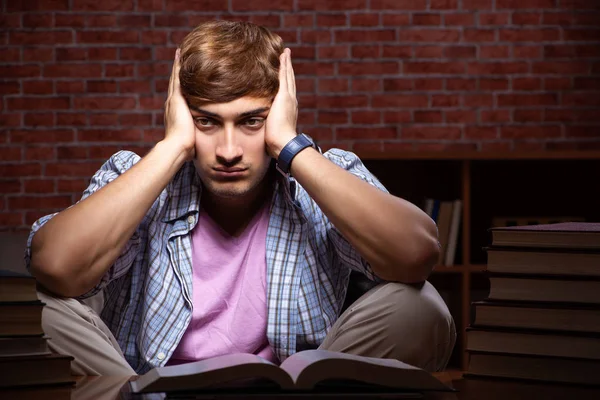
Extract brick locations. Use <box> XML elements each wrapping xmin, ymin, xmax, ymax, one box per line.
<box><xmin>154</xmin><ymin>14</ymin><xmax>188</xmax><ymax>27</ymax></box>
<box><xmin>382</xmin><ymin>45</ymin><xmax>412</xmax><ymax>58</ymax></box>
<box><xmin>55</xmin><ymin>14</ymin><xmax>85</xmax><ymax>27</ymax></box>
<box><xmin>137</xmin><ymin>62</ymin><xmax>171</xmax><ymax>78</ymax></box>
<box><xmin>55</xmin><ymin>47</ymin><xmax>87</xmax><ymax>61</ymax></box>
<box><xmin>431</xmin><ymin>0</ymin><xmax>459</xmax><ymax>9</ymax></box>
<box><xmin>299</xmin><ymin>0</ymin><xmax>366</xmax><ymax>10</ymax></box>
<box><xmin>350</xmin><ymin>13</ymin><xmax>380</xmax><ymax>26</ymax></box>
<box><xmin>338</xmin><ymin>127</ymin><xmax>397</xmax><ymax>140</ymax></box>
<box><xmin>88</xmin><ymin>48</ymin><xmax>118</xmax><ymax>61</ymax></box>
<box><xmin>250</xmin><ymin>15</ymin><xmax>281</xmax><ymax>28</ymax></box>
<box><xmin>532</xmin><ymin>62</ymin><xmax>590</xmax><ymax>74</ymax></box>
<box><xmin>565</xmin><ymin>126</ymin><xmax>600</xmax><ymax>138</ymax></box>
<box><xmin>138</xmin><ymin>0</ymin><xmax>164</xmax><ymax>11</ymax></box>
<box><xmin>404</xmin><ymin>62</ymin><xmax>465</xmax><ymax>74</ymax></box>
<box><xmin>0</xmin><ymin>213</ymin><xmax>23</xmax><ymax>226</ymax></box>
<box><xmin>232</xmin><ymin>0</ymin><xmax>294</xmax><ymax>11</ymax></box>
<box><xmin>445</xmin><ymin>46</ymin><xmax>476</xmax><ymax>58</ymax></box>
<box><xmin>432</xmin><ymin>95</ymin><xmax>460</xmax><ymax>107</ymax></box>
<box><xmin>499</xmin><ymin>28</ymin><xmax>560</xmax><ymax>42</ymax></box>
<box><xmin>415</xmin><ymin>111</ymin><xmax>443</xmax><ymax>123</ymax></box>
<box><xmin>498</xmin><ymin>0</ymin><xmax>555</xmax><ymax>9</ymax></box>
<box><xmin>415</xmin><ymin>46</ymin><xmax>444</xmax><ymax>58</ymax></box>
<box><xmin>3</xmin><ymin>48</ymin><xmax>21</xmax><ymax>63</ymax></box>
<box><xmin>120</xmin><ymin>47</ymin><xmax>152</xmax><ymax>61</ymax></box>
<box><xmin>318</xmin><ymin>45</ymin><xmax>349</xmax><ymax>59</ymax></box>
<box><xmin>78</xmin><ymin>31</ymin><xmax>139</xmax><ymax>44</ymax></box>
<box><xmin>544</xmin><ymin>109</ymin><xmax>576</xmax><ymax>122</ymax></box>
<box><xmin>24</xmin><ymin>179</ymin><xmax>55</xmax><ymax>194</ymax></box>
<box><xmin>120</xmin><ymin>80</ymin><xmax>152</xmax><ymax>94</ymax></box>
<box><xmin>7</xmin><ymin>0</ymin><xmax>68</xmax><ymax>11</ymax></box>
<box><xmin>24</xmin><ymin>113</ymin><xmax>55</xmax><ymax>127</ymax></box>
<box><xmin>0</xmin><ymin>65</ymin><xmax>41</xmax><ymax>78</ymax></box>
<box><xmin>56</xmin><ymin>81</ymin><xmax>85</xmax><ymax>94</ymax></box>
<box><xmin>447</xmin><ymin>78</ymin><xmax>477</xmax><ymax>90</ymax></box>
<box><xmin>119</xmin><ymin>113</ymin><xmax>153</xmax><ymax>126</ymax></box>
<box><xmin>514</xmin><ymin>45</ymin><xmax>542</xmax><ymax>59</ymax></box>
<box><xmin>463</xmin><ymin>29</ymin><xmax>496</xmax><ymax>42</ymax></box>
<box><xmin>512</xmin><ymin>12</ymin><xmax>541</xmax><ymax>25</ymax></box>
<box><xmin>10</xmin><ymin>195</ymin><xmax>74</xmax><ymax>210</ymax></box>
<box><xmin>73</xmin><ymin>0</ymin><xmax>134</xmax><ymax>11</ymax></box>
<box><xmin>498</xmin><ymin>93</ymin><xmax>557</xmax><ymax>106</ymax></box>
<box><xmin>23</xmin><ymin>81</ymin><xmax>54</xmax><ymax>95</ymax></box>
<box><xmin>0</xmin><ymin>113</ymin><xmax>22</xmax><ymax>127</ymax></box>
<box><xmin>23</xmin><ymin>14</ymin><xmax>54</xmax><ymax>28</ymax></box>
<box><xmin>0</xmin><ymin>179</ymin><xmax>21</xmax><ymax>193</ymax></box>
<box><xmin>372</xmin><ymin>94</ymin><xmax>428</xmax><ymax>108</ymax></box>
<box><xmin>479</xmin><ymin>78</ymin><xmax>509</xmax><ymax>90</ymax></box>
<box><xmin>0</xmin><ymin>14</ymin><xmax>22</xmax><ymax>28</ymax></box>
<box><xmin>316</xmin><ymin>95</ymin><xmax>369</xmax><ymax>108</ymax></box>
<box><xmin>317</xmin><ymin>14</ymin><xmax>347</xmax><ymax>27</ymax></box>
<box><xmin>465</xmin><ymin>127</ymin><xmax>498</xmax><ymax>139</ymax></box>
<box><xmin>11</xmin><ymin>129</ymin><xmax>74</xmax><ymax>143</ymax></box>
<box><xmin>74</xmin><ymin>97</ymin><xmax>136</xmax><ymax>110</ymax></box>
<box><xmin>338</xmin><ymin>62</ymin><xmax>398</xmax><ymax>75</ymax></box>
<box><xmin>78</xmin><ymin>129</ymin><xmax>142</xmax><ymax>142</ymax></box>
<box><xmin>481</xmin><ymin>110</ymin><xmax>511</xmax><ymax>123</ymax></box>
<box><xmin>0</xmin><ymin>148</ymin><xmax>21</xmax><ymax>162</ymax></box>
<box><xmin>89</xmin><ymin>113</ymin><xmax>118</xmax><ymax>126</ymax></box>
<box><xmin>480</xmin><ymin>45</ymin><xmax>510</xmax><ymax>59</ymax></box>
<box><xmin>0</xmin><ymin>164</ymin><xmax>42</xmax><ymax>177</ymax></box>
<box><xmin>11</xmin><ymin>30</ymin><xmax>72</xmax><ymax>45</ymax></box>
<box><xmin>118</xmin><ymin>15</ymin><xmax>151</xmax><ymax>27</ymax></box>
<box><xmin>479</xmin><ymin>12</ymin><xmax>510</xmax><ymax>25</ymax></box>
<box><xmin>462</xmin><ymin>0</ymin><xmax>493</xmax><ymax>9</ymax></box>
<box><xmin>142</xmin><ymin>31</ymin><xmax>169</xmax><ymax>45</ymax></box>
<box><xmin>351</xmin><ymin>111</ymin><xmax>381</xmax><ymax>124</ymax></box>
<box><xmin>514</xmin><ymin>110</ymin><xmax>543</xmax><ymax>122</ymax></box>
<box><xmin>105</xmin><ymin>64</ymin><xmax>135</xmax><ymax>78</ymax></box>
<box><xmin>139</xmin><ymin>95</ymin><xmax>165</xmax><ymax>110</ymax></box>
<box><xmin>7</xmin><ymin>97</ymin><xmax>70</xmax><ymax>111</ymax></box>
<box><xmin>415</xmin><ymin>78</ymin><xmax>445</xmax><ymax>90</ymax></box>
<box><xmin>513</xmin><ymin>141</ymin><xmax>546</xmax><ymax>151</ymax></box>
<box><xmin>501</xmin><ymin>126</ymin><xmax>561</xmax><ymax>139</ymax></box>
<box><xmin>352</xmin><ymin>79</ymin><xmax>382</xmax><ymax>92</ymax></box>
<box><xmin>446</xmin><ymin>110</ymin><xmax>477</xmax><ymax>123</ymax></box>
<box><xmin>413</xmin><ymin>13</ymin><xmax>442</xmax><ymax>25</ymax></box>
<box><xmin>402</xmin><ymin>126</ymin><xmax>462</xmax><ymax>140</ymax></box>
<box><xmin>0</xmin><ymin>82</ymin><xmax>19</xmax><ymax>95</ymax></box>
<box><xmin>85</xmin><ymin>15</ymin><xmax>117</xmax><ymax>27</ymax></box>
<box><xmin>44</xmin><ymin>64</ymin><xmax>102</xmax><ymax>78</ymax></box>
<box><xmin>318</xmin><ymin>111</ymin><xmax>348</xmax><ymax>124</ymax></box>
<box><xmin>284</xmin><ymin>14</ymin><xmax>314</xmax><ymax>28</ymax></box>
<box><xmin>467</xmin><ymin>62</ymin><xmax>529</xmax><ymax>74</ymax></box>
<box><xmin>57</xmin><ymin>112</ymin><xmax>87</xmax><ymax>125</ymax></box>
<box><xmin>85</xmin><ymin>80</ymin><xmax>116</xmax><ymax>93</ymax></box>
<box><xmin>318</xmin><ymin>79</ymin><xmax>349</xmax><ymax>93</ymax></box>
<box><xmin>289</xmin><ymin>45</ymin><xmax>315</xmax><ymax>59</ymax></box>
<box><xmin>383</xmin><ymin>111</ymin><xmax>412</xmax><ymax>123</ymax></box>
<box><xmin>562</xmin><ymin>93</ymin><xmax>600</xmax><ymax>106</ymax></box>
<box><xmin>352</xmin><ymin>142</ymin><xmax>384</xmax><ymax>154</ymax></box>
<box><xmin>398</xmin><ymin>29</ymin><xmax>459</xmax><ymax>42</ymax></box>
<box><xmin>301</xmin><ymin>30</ymin><xmax>331</xmax><ymax>44</ymax></box>
<box><xmin>464</xmin><ymin>94</ymin><xmax>493</xmax><ymax>107</ymax></box>
<box><xmin>370</xmin><ymin>0</ymin><xmax>426</xmax><ymax>9</ymax></box>
<box><xmin>444</xmin><ymin>13</ymin><xmax>474</xmax><ymax>26</ymax></box>
<box><xmin>335</xmin><ymin>30</ymin><xmax>395</xmax><ymax>43</ymax></box>
<box><xmin>383</xmin><ymin>78</ymin><xmax>413</xmax><ymax>91</ymax></box>
<box><xmin>382</xmin><ymin>14</ymin><xmax>410</xmax><ymax>26</ymax></box>
<box><xmin>23</xmin><ymin>48</ymin><xmax>54</xmax><ymax>62</ymax></box>
<box><xmin>574</xmin><ymin>78</ymin><xmax>600</xmax><ymax>90</ymax></box>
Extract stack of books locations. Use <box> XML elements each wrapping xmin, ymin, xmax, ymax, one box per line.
<box><xmin>0</xmin><ymin>270</ymin><xmax>74</xmax><ymax>394</ymax></box>
<box><xmin>465</xmin><ymin>222</ymin><xmax>600</xmax><ymax>386</ymax></box>
<box><xmin>423</xmin><ymin>198</ymin><xmax>462</xmax><ymax>266</ymax></box>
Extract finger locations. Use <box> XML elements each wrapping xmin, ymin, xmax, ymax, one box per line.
<box><xmin>278</xmin><ymin>51</ymin><xmax>287</xmax><ymax>94</ymax></box>
<box><xmin>173</xmin><ymin>48</ymin><xmax>182</xmax><ymax>95</ymax></box>
<box><xmin>286</xmin><ymin>49</ymin><xmax>296</xmax><ymax>97</ymax></box>
<box><xmin>168</xmin><ymin>48</ymin><xmax>179</xmax><ymax>97</ymax></box>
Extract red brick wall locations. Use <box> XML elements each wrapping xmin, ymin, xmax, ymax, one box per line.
<box><xmin>1</xmin><ymin>0</ymin><xmax>599</xmax><ymax>230</ymax></box>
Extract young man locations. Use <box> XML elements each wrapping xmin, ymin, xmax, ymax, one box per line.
<box><xmin>26</xmin><ymin>21</ymin><xmax>455</xmax><ymax>375</ymax></box>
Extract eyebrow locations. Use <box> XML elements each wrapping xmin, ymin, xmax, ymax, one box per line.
<box><xmin>190</xmin><ymin>107</ymin><xmax>270</xmax><ymax>119</ymax></box>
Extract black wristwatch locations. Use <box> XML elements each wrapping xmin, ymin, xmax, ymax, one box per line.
<box><xmin>276</xmin><ymin>134</ymin><xmax>316</xmax><ymax>175</ymax></box>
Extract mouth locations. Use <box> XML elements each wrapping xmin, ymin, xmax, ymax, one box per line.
<box><xmin>212</xmin><ymin>167</ymin><xmax>248</xmax><ymax>179</ymax></box>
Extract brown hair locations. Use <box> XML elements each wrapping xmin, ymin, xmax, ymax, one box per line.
<box><xmin>178</xmin><ymin>20</ymin><xmax>284</xmax><ymax>107</ymax></box>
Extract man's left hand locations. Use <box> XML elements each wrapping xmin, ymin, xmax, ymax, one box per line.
<box><xmin>265</xmin><ymin>48</ymin><xmax>298</xmax><ymax>159</ymax></box>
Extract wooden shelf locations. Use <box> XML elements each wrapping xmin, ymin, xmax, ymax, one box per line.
<box><xmin>361</xmin><ymin>154</ymin><xmax>600</xmax><ymax>372</ymax></box>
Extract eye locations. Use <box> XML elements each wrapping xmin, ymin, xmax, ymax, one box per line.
<box><xmin>243</xmin><ymin>118</ymin><xmax>264</xmax><ymax>127</ymax></box>
<box><xmin>194</xmin><ymin>117</ymin><xmax>215</xmax><ymax>127</ymax></box>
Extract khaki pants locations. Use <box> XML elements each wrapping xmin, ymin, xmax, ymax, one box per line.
<box><xmin>38</xmin><ymin>281</ymin><xmax>456</xmax><ymax>376</ymax></box>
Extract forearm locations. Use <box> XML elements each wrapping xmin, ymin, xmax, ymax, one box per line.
<box><xmin>289</xmin><ymin>148</ymin><xmax>439</xmax><ymax>283</ymax></box>
<box><xmin>30</xmin><ymin>139</ymin><xmax>188</xmax><ymax>297</ymax></box>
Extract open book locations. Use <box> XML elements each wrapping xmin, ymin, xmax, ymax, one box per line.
<box><xmin>130</xmin><ymin>350</ymin><xmax>452</xmax><ymax>394</ymax></box>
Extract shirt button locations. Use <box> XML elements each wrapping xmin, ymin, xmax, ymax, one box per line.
<box><xmin>187</xmin><ymin>216</ymin><xmax>194</xmax><ymax>225</ymax></box>
<box><xmin>157</xmin><ymin>352</ymin><xmax>166</xmax><ymax>361</ymax></box>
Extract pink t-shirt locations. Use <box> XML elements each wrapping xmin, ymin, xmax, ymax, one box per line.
<box><xmin>167</xmin><ymin>201</ymin><xmax>276</xmax><ymax>365</ymax></box>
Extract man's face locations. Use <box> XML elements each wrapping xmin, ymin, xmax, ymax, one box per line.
<box><xmin>190</xmin><ymin>96</ymin><xmax>273</xmax><ymax>200</ymax></box>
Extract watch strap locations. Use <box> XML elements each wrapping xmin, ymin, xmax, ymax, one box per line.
<box><xmin>276</xmin><ymin>134</ymin><xmax>314</xmax><ymax>175</ymax></box>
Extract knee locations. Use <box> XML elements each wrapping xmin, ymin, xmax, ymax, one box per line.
<box><xmin>379</xmin><ymin>281</ymin><xmax>457</xmax><ymax>370</ymax></box>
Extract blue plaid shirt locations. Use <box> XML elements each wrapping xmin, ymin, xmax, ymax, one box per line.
<box><xmin>26</xmin><ymin>148</ymin><xmax>387</xmax><ymax>374</ymax></box>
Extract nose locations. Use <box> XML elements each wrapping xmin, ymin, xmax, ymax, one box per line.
<box><xmin>215</xmin><ymin>125</ymin><xmax>243</xmax><ymax>165</ymax></box>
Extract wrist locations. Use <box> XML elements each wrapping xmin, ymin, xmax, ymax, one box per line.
<box><xmin>269</xmin><ymin>132</ymin><xmax>297</xmax><ymax>160</ymax></box>
<box><xmin>155</xmin><ymin>138</ymin><xmax>192</xmax><ymax>168</ymax></box>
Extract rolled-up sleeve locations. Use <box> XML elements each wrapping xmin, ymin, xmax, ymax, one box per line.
<box><xmin>321</xmin><ymin>149</ymin><xmax>389</xmax><ymax>282</ymax></box>
<box><xmin>25</xmin><ymin>150</ymin><xmax>143</xmax><ymax>298</ymax></box>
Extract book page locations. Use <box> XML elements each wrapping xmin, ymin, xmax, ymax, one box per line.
<box><xmin>280</xmin><ymin>350</ymin><xmax>451</xmax><ymax>391</ymax></box>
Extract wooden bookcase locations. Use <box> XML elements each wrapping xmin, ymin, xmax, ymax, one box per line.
<box><xmin>358</xmin><ymin>151</ymin><xmax>600</xmax><ymax>370</ymax></box>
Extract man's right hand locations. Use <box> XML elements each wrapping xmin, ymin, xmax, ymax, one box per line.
<box><xmin>164</xmin><ymin>48</ymin><xmax>196</xmax><ymax>162</ymax></box>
